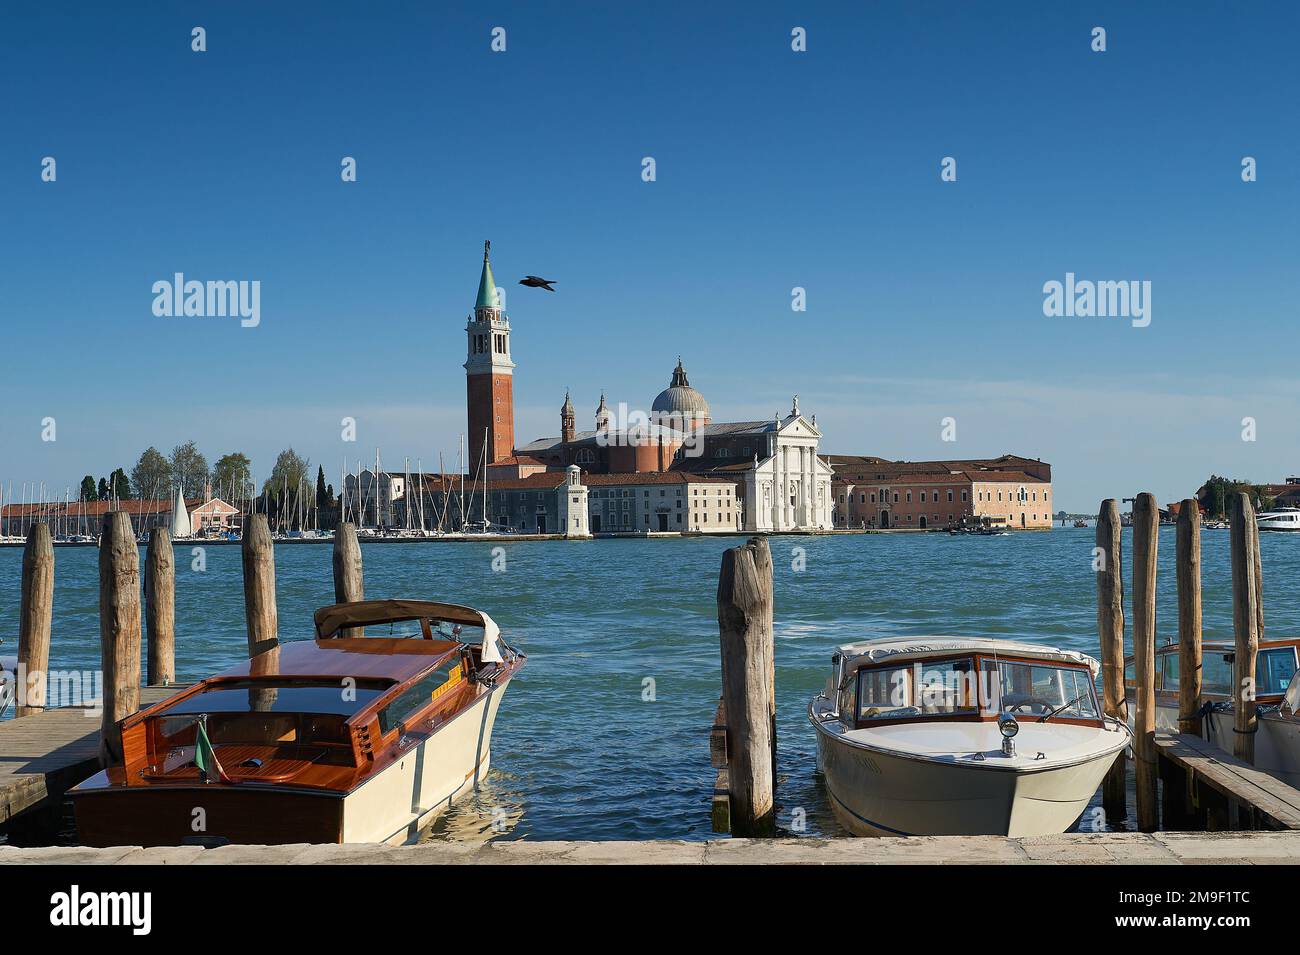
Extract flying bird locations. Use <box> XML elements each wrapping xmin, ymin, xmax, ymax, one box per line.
<box><xmin>519</xmin><ymin>275</ymin><xmax>557</xmax><ymax>291</ymax></box>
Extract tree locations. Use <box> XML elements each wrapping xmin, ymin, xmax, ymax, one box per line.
<box><xmin>131</xmin><ymin>447</ymin><xmax>172</xmax><ymax>500</ymax></box>
<box><xmin>79</xmin><ymin>475</ymin><xmax>97</xmax><ymax>502</ymax></box>
<box><xmin>170</xmin><ymin>441</ymin><xmax>209</xmax><ymax>498</ymax></box>
<box><xmin>315</xmin><ymin>465</ymin><xmax>329</xmax><ymax>509</ymax></box>
<box><xmin>97</xmin><ymin>477</ymin><xmax>110</xmax><ymax>500</ymax></box>
<box><xmin>262</xmin><ymin>449</ymin><xmax>312</xmax><ymax>509</ymax></box>
<box><xmin>110</xmin><ymin>468</ymin><xmax>131</xmax><ymax>500</ymax></box>
<box><xmin>211</xmin><ymin>452</ymin><xmax>253</xmax><ymax>501</ymax></box>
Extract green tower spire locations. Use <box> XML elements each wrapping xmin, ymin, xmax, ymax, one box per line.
<box><xmin>476</xmin><ymin>240</ymin><xmax>498</xmax><ymax>309</ymax></box>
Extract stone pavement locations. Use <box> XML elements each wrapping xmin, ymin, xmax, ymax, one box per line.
<box><xmin>3</xmin><ymin>830</ymin><xmax>1300</xmax><ymax>864</ymax></box>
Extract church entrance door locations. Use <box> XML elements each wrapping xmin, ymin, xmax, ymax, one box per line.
<box><xmin>880</xmin><ymin>510</ymin><xmax>890</xmax><ymax>529</ymax></box>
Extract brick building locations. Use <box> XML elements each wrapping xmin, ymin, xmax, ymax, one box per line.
<box><xmin>825</xmin><ymin>454</ymin><xmax>1053</xmax><ymax>530</ymax></box>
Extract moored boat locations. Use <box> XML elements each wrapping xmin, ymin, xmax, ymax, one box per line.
<box><xmin>1126</xmin><ymin>637</ymin><xmax>1300</xmax><ymax>787</ymax></box>
<box><xmin>1256</xmin><ymin>506</ymin><xmax>1300</xmax><ymax>532</ymax></box>
<box><xmin>810</xmin><ymin>636</ymin><xmax>1129</xmax><ymax>837</ymax></box>
<box><xmin>70</xmin><ymin>599</ymin><xmax>524</xmax><ymax>846</ymax></box>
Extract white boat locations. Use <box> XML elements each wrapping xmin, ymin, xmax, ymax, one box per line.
<box><xmin>810</xmin><ymin>636</ymin><xmax>1130</xmax><ymax>837</ymax></box>
<box><xmin>1126</xmin><ymin>638</ymin><xmax>1300</xmax><ymax>788</ymax></box>
<box><xmin>1256</xmin><ymin>506</ymin><xmax>1300</xmax><ymax>532</ymax></box>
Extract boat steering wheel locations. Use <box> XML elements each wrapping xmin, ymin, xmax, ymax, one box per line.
<box><xmin>1008</xmin><ymin>698</ymin><xmax>1053</xmax><ymax>715</ymax></box>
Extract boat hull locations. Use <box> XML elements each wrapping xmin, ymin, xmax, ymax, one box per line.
<box><xmin>72</xmin><ymin>677</ymin><xmax>512</xmax><ymax>847</ymax></box>
<box><xmin>814</xmin><ymin>718</ymin><xmax>1123</xmax><ymax>837</ymax></box>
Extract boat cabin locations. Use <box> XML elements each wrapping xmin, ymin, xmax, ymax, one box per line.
<box><xmin>1126</xmin><ymin>638</ymin><xmax>1300</xmax><ymax>706</ymax></box>
<box><xmin>831</xmin><ymin>637</ymin><xmax>1104</xmax><ymax>730</ymax></box>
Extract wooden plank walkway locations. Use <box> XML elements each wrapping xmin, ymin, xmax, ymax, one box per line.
<box><xmin>0</xmin><ymin>686</ymin><xmax>179</xmax><ymax>826</ymax></box>
<box><xmin>1155</xmin><ymin>731</ymin><xmax>1300</xmax><ymax>830</ymax></box>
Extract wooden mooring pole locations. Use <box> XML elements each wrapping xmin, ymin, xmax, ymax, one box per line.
<box><xmin>332</xmin><ymin>522</ymin><xmax>365</xmax><ymax>637</ymax></box>
<box><xmin>716</xmin><ymin>536</ymin><xmax>775</xmax><ymax>837</ymax></box>
<box><xmin>98</xmin><ymin>512</ymin><xmax>141</xmax><ymax>765</ymax></box>
<box><xmin>145</xmin><ymin>527</ymin><xmax>175</xmax><ymax>686</ymax></box>
<box><xmin>241</xmin><ymin>514</ymin><xmax>280</xmax><ymax>705</ymax></box>
<box><xmin>1176</xmin><ymin>500</ymin><xmax>1202</xmax><ymax>736</ymax></box>
<box><xmin>1229</xmin><ymin>493</ymin><xmax>1259</xmax><ymax>765</ymax></box>
<box><xmin>16</xmin><ymin>523</ymin><xmax>54</xmax><ymax>717</ymax></box>
<box><xmin>1131</xmin><ymin>492</ymin><xmax>1159</xmax><ymax>832</ymax></box>
<box><xmin>1095</xmin><ymin>499</ymin><xmax>1126</xmax><ymax>820</ymax></box>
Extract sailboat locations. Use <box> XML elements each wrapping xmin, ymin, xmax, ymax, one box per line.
<box><xmin>170</xmin><ymin>486</ymin><xmax>193</xmax><ymax>540</ymax></box>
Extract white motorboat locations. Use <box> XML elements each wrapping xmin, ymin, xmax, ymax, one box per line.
<box><xmin>1256</xmin><ymin>507</ymin><xmax>1300</xmax><ymax>532</ymax></box>
<box><xmin>810</xmin><ymin>636</ymin><xmax>1130</xmax><ymax>837</ymax></box>
<box><xmin>1126</xmin><ymin>638</ymin><xmax>1300</xmax><ymax>787</ymax></box>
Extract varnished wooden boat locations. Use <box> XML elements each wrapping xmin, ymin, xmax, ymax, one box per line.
<box><xmin>70</xmin><ymin>599</ymin><xmax>524</xmax><ymax>846</ymax></box>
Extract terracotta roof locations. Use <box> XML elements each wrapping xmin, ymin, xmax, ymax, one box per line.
<box><xmin>2</xmin><ymin>499</ymin><xmax>177</xmax><ymax>517</ymax></box>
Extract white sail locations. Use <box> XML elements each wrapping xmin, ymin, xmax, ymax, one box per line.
<box><xmin>170</xmin><ymin>486</ymin><xmax>192</xmax><ymax>538</ymax></box>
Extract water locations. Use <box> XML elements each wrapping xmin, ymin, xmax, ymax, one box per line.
<box><xmin>2</xmin><ymin>526</ymin><xmax>1294</xmax><ymax>841</ymax></box>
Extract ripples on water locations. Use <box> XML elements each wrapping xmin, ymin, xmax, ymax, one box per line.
<box><xmin>2</xmin><ymin>527</ymin><xmax>1294</xmax><ymax>840</ymax></box>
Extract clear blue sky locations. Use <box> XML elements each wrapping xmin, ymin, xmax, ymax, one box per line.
<box><xmin>2</xmin><ymin>1</ymin><xmax>1296</xmax><ymax>511</ymax></box>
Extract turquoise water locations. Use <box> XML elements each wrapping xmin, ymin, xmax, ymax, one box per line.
<box><xmin>2</xmin><ymin>527</ymin><xmax>1294</xmax><ymax>840</ymax></box>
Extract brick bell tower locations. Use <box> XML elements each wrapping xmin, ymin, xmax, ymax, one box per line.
<box><xmin>464</xmin><ymin>240</ymin><xmax>515</xmax><ymax>476</ymax></box>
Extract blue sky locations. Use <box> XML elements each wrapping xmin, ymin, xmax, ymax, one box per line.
<box><xmin>2</xmin><ymin>1</ymin><xmax>1296</xmax><ymax>510</ymax></box>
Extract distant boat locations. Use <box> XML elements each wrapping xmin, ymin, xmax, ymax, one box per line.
<box><xmin>1257</xmin><ymin>506</ymin><xmax>1300</xmax><ymax>532</ymax></box>
<box><xmin>1073</xmin><ymin>520</ymin><xmax>1088</xmax><ymax>528</ymax></box>
<box><xmin>169</xmin><ymin>486</ymin><xmax>192</xmax><ymax>539</ymax></box>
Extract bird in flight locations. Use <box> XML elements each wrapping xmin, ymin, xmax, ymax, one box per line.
<box><xmin>519</xmin><ymin>275</ymin><xmax>557</xmax><ymax>291</ymax></box>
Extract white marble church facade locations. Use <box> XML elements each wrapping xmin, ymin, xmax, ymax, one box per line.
<box><xmin>738</xmin><ymin>401</ymin><xmax>835</xmax><ymax>533</ymax></box>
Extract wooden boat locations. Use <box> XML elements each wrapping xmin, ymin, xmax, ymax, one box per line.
<box><xmin>1125</xmin><ymin>637</ymin><xmax>1300</xmax><ymax>787</ymax></box>
<box><xmin>810</xmin><ymin>637</ymin><xmax>1130</xmax><ymax>836</ymax></box>
<box><xmin>70</xmin><ymin>599</ymin><xmax>524</xmax><ymax>846</ymax></box>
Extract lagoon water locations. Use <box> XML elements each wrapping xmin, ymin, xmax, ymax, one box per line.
<box><xmin>2</xmin><ymin>526</ymin><xmax>1295</xmax><ymax>840</ymax></box>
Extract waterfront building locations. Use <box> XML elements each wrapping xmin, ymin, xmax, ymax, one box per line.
<box><xmin>824</xmin><ymin>454</ymin><xmax>1054</xmax><ymax>529</ymax></box>
<box><xmin>0</xmin><ymin>495</ymin><xmax>240</xmax><ymax>538</ymax></box>
<box><xmin>410</xmin><ymin>467</ymin><xmax>738</xmax><ymax>536</ymax></box>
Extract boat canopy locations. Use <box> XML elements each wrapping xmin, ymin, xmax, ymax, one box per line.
<box><xmin>313</xmin><ymin>599</ymin><xmax>504</xmax><ymax>664</ymax></box>
<box><xmin>836</xmin><ymin>636</ymin><xmax>1100</xmax><ymax>676</ymax></box>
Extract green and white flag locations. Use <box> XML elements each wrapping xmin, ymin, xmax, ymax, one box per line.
<box><xmin>194</xmin><ymin>715</ymin><xmax>231</xmax><ymax>783</ymax></box>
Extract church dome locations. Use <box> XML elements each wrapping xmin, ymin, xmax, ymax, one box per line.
<box><xmin>651</xmin><ymin>358</ymin><xmax>710</xmax><ymax>422</ymax></box>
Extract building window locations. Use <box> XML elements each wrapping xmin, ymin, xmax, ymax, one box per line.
<box><xmin>947</xmin><ymin>490</ymin><xmax>954</xmax><ymax>502</ymax></box>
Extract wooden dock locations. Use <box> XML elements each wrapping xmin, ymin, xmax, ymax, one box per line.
<box><xmin>0</xmin><ymin>686</ymin><xmax>178</xmax><ymax>829</ymax></box>
<box><xmin>1157</xmin><ymin>731</ymin><xmax>1300</xmax><ymax>831</ymax></box>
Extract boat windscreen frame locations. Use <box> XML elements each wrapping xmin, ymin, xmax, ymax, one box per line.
<box><xmin>313</xmin><ymin>599</ymin><xmax>505</xmax><ymax>664</ymax></box>
<box><xmin>845</xmin><ymin>651</ymin><xmax>1104</xmax><ymax>729</ymax></box>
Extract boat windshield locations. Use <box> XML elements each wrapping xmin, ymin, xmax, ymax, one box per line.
<box><xmin>987</xmin><ymin>661</ymin><xmax>1098</xmax><ymax>719</ymax></box>
<box><xmin>855</xmin><ymin>658</ymin><xmax>981</xmax><ymax>720</ymax></box>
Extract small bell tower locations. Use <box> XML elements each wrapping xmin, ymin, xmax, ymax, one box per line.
<box><xmin>464</xmin><ymin>240</ymin><xmax>516</xmax><ymax>474</ymax></box>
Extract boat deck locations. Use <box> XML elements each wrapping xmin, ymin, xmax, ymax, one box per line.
<box><xmin>0</xmin><ymin>686</ymin><xmax>180</xmax><ymax>827</ymax></box>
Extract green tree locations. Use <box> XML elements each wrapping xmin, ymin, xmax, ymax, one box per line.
<box><xmin>170</xmin><ymin>441</ymin><xmax>209</xmax><ymax>497</ymax></box>
<box><xmin>79</xmin><ymin>475</ymin><xmax>97</xmax><ymax>502</ymax></box>
<box><xmin>97</xmin><ymin>477</ymin><xmax>110</xmax><ymax>500</ymax></box>
<box><xmin>211</xmin><ymin>452</ymin><xmax>253</xmax><ymax>501</ymax></box>
<box><xmin>262</xmin><ymin>449</ymin><xmax>312</xmax><ymax>502</ymax></box>
<box><xmin>110</xmin><ymin>468</ymin><xmax>131</xmax><ymax>500</ymax></box>
<box><xmin>131</xmin><ymin>447</ymin><xmax>172</xmax><ymax>500</ymax></box>
<box><xmin>315</xmin><ymin>465</ymin><xmax>329</xmax><ymax>509</ymax></box>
